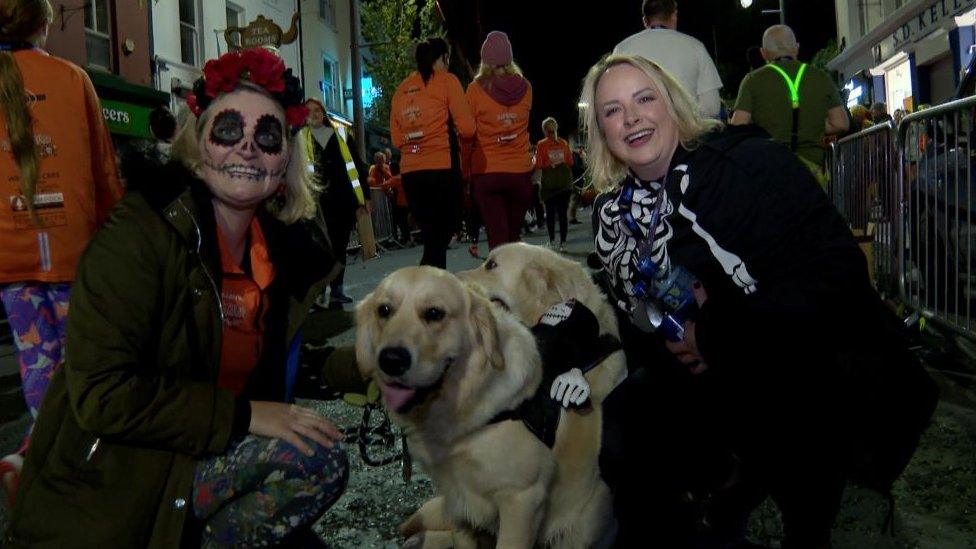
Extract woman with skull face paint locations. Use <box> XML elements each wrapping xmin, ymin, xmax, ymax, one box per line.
<box><xmin>580</xmin><ymin>55</ymin><xmax>936</xmax><ymax>548</ymax></box>
<box><xmin>8</xmin><ymin>49</ymin><xmax>350</xmax><ymax>547</ymax></box>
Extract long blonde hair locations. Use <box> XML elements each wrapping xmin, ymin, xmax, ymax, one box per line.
<box><xmin>0</xmin><ymin>0</ymin><xmax>53</xmax><ymax>223</ymax></box>
<box><xmin>170</xmin><ymin>85</ymin><xmax>320</xmax><ymax>224</ymax></box>
<box><xmin>474</xmin><ymin>61</ymin><xmax>523</xmax><ymax>83</ymax></box>
<box><xmin>579</xmin><ymin>54</ymin><xmax>722</xmax><ymax>191</ymax></box>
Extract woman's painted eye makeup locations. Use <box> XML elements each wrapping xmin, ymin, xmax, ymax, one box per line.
<box><xmin>255</xmin><ymin>114</ymin><xmax>284</xmax><ymax>154</ymax></box>
<box><xmin>210</xmin><ymin>110</ymin><xmax>245</xmax><ymax>146</ymax></box>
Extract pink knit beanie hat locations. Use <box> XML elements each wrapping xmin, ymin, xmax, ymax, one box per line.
<box><xmin>481</xmin><ymin>31</ymin><xmax>513</xmax><ymax>66</ymax></box>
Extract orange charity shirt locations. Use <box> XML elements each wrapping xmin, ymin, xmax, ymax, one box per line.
<box><xmin>379</xmin><ymin>175</ymin><xmax>408</xmax><ymax>208</ymax></box>
<box><xmin>0</xmin><ymin>49</ymin><xmax>123</xmax><ymax>284</ymax></box>
<box><xmin>465</xmin><ymin>80</ymin><xmax>533</xmax><ymax>175</ymax></box>
<box><xmin>368</xmin><ymin>164</ymin><xmax>392</xmax><ymax>187</ymax></box>
<box><xmin>534</xmin><ymin>137</ymin><xmax>573</xmax><ymax>170</ymax></box>
<box><xmin>217</xmin><ymin>218</ymin><xmax>276</xmax><ymax>397</ymax></box>
<box><xmin>390</xmin><ymin>71</ymin><xmax>476</xmax><ymax>174</ymax></box>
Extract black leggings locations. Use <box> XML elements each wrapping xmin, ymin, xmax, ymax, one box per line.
<box><xmin>544</xmin><ymin>191</ymin><xmax>570</xmax><ymax>244</ymax></box>
<box><xmin>402</xmin><ymin>169</ymin><xmax>462</xmax><ymax>269</ymax></box>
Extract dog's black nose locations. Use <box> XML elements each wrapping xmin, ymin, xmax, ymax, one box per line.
<box><xmin>378</xmin><ymin>346</ymin><xmax>412</xmax><ymax>376</ymax></box>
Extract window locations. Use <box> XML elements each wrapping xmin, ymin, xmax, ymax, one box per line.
<box><xmin>84</xmin><ymin>0</ymin><xmax>112</xmax><ymax>69</ymax></box>
<box><xmin>321</xmin><ymin>56</ymin><xmax>340</xmax><ymax>112</ymax></box>
<box><xmin>226</xmin><ymin>2</ymin><xmax>244</xmax><ymax>49</ymax></box>
<box><xmin>319</xmin><ymin>0</ymin><xmax>337</xmax><ymax>29</ymax></box>
<box><xmin>179</xmin><ymin>0</ymin><xmax>199</xmax><ymax>65</ymax></box>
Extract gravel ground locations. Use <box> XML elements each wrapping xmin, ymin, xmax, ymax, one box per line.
<box><xmin>301</xmin><ymin>395</ymin><xmax>976</xmax><ymax>549</ymax></box>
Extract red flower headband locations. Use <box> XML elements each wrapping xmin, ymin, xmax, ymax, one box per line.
<box><xmin>186</xmin><ymin>48</ymin><xmax>309</xmax><ymax>130</ymax></box>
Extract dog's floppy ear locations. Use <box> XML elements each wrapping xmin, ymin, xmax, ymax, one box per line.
<box><xmin>523</xmin><ymin>259</ymin><xmax>577</xmax><ymax>306</ymax></box>
<box><xmin>354</xmin><ymin>291</ymin><xmax>378</xmax><ymax>377</ymax></box>
<box><xmin>468</xmin><ymin>293</ymin><xmax>504</xmax><ymax>370</ymax></box>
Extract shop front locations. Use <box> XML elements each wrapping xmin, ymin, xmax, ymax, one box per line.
<box><xmin>830</xmin><ymin>0</ymin><xmax>976</xmax><ymax>111</ymax></box>
<box><xmin>87</xmin><ymin>69</ymin><xmax>170</xmax><ymax>143</ymax></box>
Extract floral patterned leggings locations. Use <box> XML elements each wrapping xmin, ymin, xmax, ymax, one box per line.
<box><xmin>0</xmin><ymin>282</ymin><xmax>71</xmax><ymax>446</ymax></box>
<box><xmin>193</xmin><ymin>434</ymin><xmax>349</xmax><ymax>547</ymax></box>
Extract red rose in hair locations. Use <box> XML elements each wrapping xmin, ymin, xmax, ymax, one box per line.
<box><xmin>286</xmin><ymin>105</ymin><xmax>309</xmax><ymax>128</ymax></box>
<box><xmin>204</xmin><ymin>52</ymin><xmax>244</xmax><ymax>97</ymax></box>
<box><xmin>243</xmin><ymin>49</ymin><xmax>286</xmax><ymax>93</ymax></box>
<box><xmin>186</xmin><ymin>93</ymin><xmax>202</xmax><ymax>116</ymax></box>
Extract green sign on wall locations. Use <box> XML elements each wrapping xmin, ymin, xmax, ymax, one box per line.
<box><xmin>100</xmin><ymin>99</ymin><xmax>153</xmax><ymax>138</ymax></box>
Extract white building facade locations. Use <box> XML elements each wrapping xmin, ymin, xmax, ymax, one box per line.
<box><xmin>150</xmin><ymin>0</ymin><xmax>357</xmax><ymax>125</ymax></box>
<box><xmin>830</xmin><ymin>0</ymin><xmax>976</xmax><ymax>112</ymax></box>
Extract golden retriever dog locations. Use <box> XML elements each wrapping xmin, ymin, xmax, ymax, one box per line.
<box><xmin>356</xmin><ymin>266</ymin><xmax>617</xmax><ymax>548</ymax></box>
<box><xmin>458</xmin><ymin>242</ymin><xmax>627</xmax><ymax>405</ymax></box>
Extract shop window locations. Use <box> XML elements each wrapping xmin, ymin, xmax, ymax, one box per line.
<box><xmin>84</xmin><ymin>0</ymin><xmax>112</xmax><ymax>70</ymax></box>
<box><xmin>226</xmin><ymin>2</ymin><xmax>245</xmax><ymax>49</ymax></box>
<box><xmin>319</xmin><ymin>0</ymin><xmax>337</xmax><ymax>29</ymax></box>
<box><xmin>180</xmin><ymin>0</ymin><xmax>200</xmax><ymax>66</ymax></box>
<box><xmin>322</xmin><ymin>56</ymin><xmax>340</xmax><ymax>112</ymax></box>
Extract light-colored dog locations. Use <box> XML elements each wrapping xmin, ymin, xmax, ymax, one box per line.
<box><xmin>356</xmin><ymin>264</ymin><xmax>620</xmax><ymax>548</ymax></box>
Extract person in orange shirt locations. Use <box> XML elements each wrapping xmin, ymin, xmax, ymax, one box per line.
<box><xmin>369</xmin><ymin>151</ymin><xmax>410</xmax><ymax>245</ymax></box>
<box><xmin>465</xmin><ymin>31</ymin><xmax>534</xmax><ymax>251</ymax></box>
<box><xmin>390</xmin><ymin>37</ymin><xmax>475</xmax><ymax>268</ymax></box>
<box><xmin>535</xmin><ymin>117</ymin><xmax>574</xmax><ymax>251</ymax></box>
<box><xmin>0</xmin><ymin>0</ymin><xmax>123</xmax><ymax>500</ymax></box>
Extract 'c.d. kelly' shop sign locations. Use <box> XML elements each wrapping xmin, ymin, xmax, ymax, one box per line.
<box><xmin>892</xmin><ymin>0</ymin><xmax>976</xmax><ymax>46</ymax></box>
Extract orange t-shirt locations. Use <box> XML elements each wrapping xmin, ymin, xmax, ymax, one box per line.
<box><xmin>390</xmin><ymin>71</ymin><xmax>475</xmax><ymax>174</ymax></box>
<box><xmin>368</xmin><ymin>163</ymin><xmax>392</xmax><ymax>187</ymax></box>
<box><xmin>465</xmin><ymin>79</ymin><xmax>533</xmax><ymax>175</ymax></box>
<box><xmin>0</xmin><ymin>49</ymin><xmax>123</xmax><ymax>284</ymax></box>
<box><xmin>217</xmin><ymin>218</ymin><xmax>276</xmax><ymax>397</ymax></box>
<box><xmin>378</xmin><ymin>174</ymin><xmax>408</xmax><ymax>208</ymax></box>
<box><xmin>534</xmin><ymin>137</ymin><xmax>573</xmax><ymax>170</ymax></box>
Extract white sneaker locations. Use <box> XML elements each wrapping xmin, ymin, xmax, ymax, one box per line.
<box><xmin>313</xmin><ymin>292</ymin><xmax>329</xmax><ymax>309</ymax></box>
<box><xmin>558</xmin><ymin>242</ymin><xmax>566</xmax><ymax>252</ymax></box>
<box><xmin>547</xmin><ymin>240</ymin><xmax>555</xmax><ymax>250</ymax></box>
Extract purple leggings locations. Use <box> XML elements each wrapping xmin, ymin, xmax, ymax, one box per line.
<box><xmin>0</xmin><ymin>282</ymin><xmax>71</xmax><ymax>442</ymax></box>
<box><xmin>472</xmin><ymin>172</ymin><xmax>533</xmax><ymax>250</ymax></box>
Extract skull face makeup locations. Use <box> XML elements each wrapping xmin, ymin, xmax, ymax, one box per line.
<box><xmin>199</xmin><ymin>88</ymin><xmax>289</xmax><ymax>210</ymax></box>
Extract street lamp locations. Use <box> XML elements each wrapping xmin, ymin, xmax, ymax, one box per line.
<box><xmin>740</xmin><ymin>0</ymin><xmax>785</xmax><ymax>25</ymax></box>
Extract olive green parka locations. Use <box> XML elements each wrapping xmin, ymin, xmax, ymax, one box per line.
<box><xmin>6</xmin><ymin>162</ymin><xmax>339</xmax><ymax>547</ymax></box>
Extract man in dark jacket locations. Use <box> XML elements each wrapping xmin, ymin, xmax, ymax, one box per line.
<box><xmin>305</xmin><ymin>99</ymin><xmax>372</xmax><ymax>309</ymax></box>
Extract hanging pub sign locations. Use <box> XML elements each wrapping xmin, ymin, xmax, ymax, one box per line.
<box><xmin>224</xmin><ymin>13</ymin><xmax>300</xmax><ymax>51</ymax></box>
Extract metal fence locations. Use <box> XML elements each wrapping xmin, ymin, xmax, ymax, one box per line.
<box><xmin>829</xmin><ymin>121</ymin><xmax>900</xmax><ymax>297</ymax></box>
<box><xmin>830</xmin><ymin>96</ymin><xmax>976</xmax><ymax>340</ymax></box>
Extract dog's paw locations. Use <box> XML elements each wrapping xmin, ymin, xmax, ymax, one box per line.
<box><xmin>402</xmin><ymin>533</ymin><xmax>424</xmax><ymax>549</ymax></box>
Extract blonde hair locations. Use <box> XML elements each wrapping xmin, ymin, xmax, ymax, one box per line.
<box><xmin>542</xmin><ymin>116</ymin><xmax>558</xmax><ymax>132</ymax></box>
<box><xmin>579</xmin><ymin>54</ymin><xmax>722</xmax><ymax>191</ymax></box>
<box><xmin>0</xmin><ymin>0</ymin><xmax>53</xmax><ymax>224</ymax></box>
<box><xmin>170</xmin><ymin>85</ymin><xmax>320</xmax><ymax>224</ymax></box>
<box><xmin>474</xmin><ymin>61</ymin><xmax>523</xmax><ymax>82</ymax></box>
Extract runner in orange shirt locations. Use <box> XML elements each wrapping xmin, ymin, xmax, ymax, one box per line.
<box><xmin>535</xmin><ymin>117</ymin><xmax>574</xmax><ymax>251</ymax></box>
<box><xmin>465</xmin><ymin>31</ymin><xmax>534</xmax><ymax>250</ymax></box>
<box><xmin>390</xmin><ymin>37</ymin><xmax>475</xmax><ymax>268</ymax></box>
<box><xmin>0</xmin><ymin>0</ymin><xmax>123</xmax><ymax>500</ymax></box>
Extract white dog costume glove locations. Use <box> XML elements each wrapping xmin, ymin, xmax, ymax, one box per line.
<box><xmin>550</xmin><ymin>367</ymin><xmax>590</xmax><ymax>407</ymax></box>
<box><xmin>532</xmin><ymin>299</ymin><xmax>620</xmax><ymax>409</ymax></box>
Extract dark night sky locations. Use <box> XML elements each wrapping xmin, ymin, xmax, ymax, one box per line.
<box><xmin>454</xmin><ymin>0</ymin><xmax>837</xmax><ymax>142</ymax></box>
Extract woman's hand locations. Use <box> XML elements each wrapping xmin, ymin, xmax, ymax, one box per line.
<box><xmin>664</xmin><ymin>282</ymin><xmax>709</xmax><ymax>375</ymax></box>
<box><xmin>249</xmin><ymin>401</ymin><xmax>343</xmax><ymax>456</ymax></box>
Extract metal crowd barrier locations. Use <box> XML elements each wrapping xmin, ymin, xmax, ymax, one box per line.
<box><xmin>829</xmin><ymin>121</ymin><xmax>900</xmax><ymax>298</ymax></box>
<box><xmin>898</xmin><ymin>97</ymin><xmax>976</xmax><ymax>339</ymax></box>
<box><xmin>830</xmin><ymin>96</ymin><xmax>976</xmax><ymax>341</ymax></box>
<box><xmin>368</xmin><ymin>186</ymin><xmax>397</xmax><ymax>248</ymax></box>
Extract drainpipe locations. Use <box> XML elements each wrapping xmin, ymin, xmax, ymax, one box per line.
<box><xmin>297</xmin><ymin>0</ymin><xmax>306</xmax><ymax>91</ymax></box>
<box><xmin>350</xmin><ymin>0</ymin><xmax>366</xmax><ymax>158</ymax></box>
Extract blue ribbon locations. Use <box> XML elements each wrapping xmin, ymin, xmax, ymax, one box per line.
<box><xmin>0</xmin><ymin>41</ymin><xmax>32</xmax><ymax>52</ymax></box>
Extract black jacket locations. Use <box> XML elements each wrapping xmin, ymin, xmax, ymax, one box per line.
<box><xmin>310</xmin><ymin>128</ymin><xmax>372</xmax><ymax>233</ymax></box>
<box><xmin>597</xmin><ymin>125</ymin><xmax>936</xmax><ymax>491</ymax></box>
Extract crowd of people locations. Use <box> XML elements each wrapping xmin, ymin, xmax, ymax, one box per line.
<box><xmin>0</xmin><ymin>0</ymin><xmax>940</xmax><ymax>547</ymax></box>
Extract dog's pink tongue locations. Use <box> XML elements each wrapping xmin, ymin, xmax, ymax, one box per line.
<box><xmin>379</xmin><ymin>381</ymin><xmax>416</xmax><ymax>412</ymax></box>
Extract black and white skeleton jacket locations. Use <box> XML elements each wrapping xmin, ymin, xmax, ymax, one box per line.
<box><xmin>593</xmin><ymin>128</ymin><xmax>870</xmax><ymax>352</ymax></box>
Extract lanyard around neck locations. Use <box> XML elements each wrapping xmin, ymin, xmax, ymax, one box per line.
<box><xmin>766</xmin><ymin>62</ymin><xmax>807</xmax><ymax>109</ymax></box>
